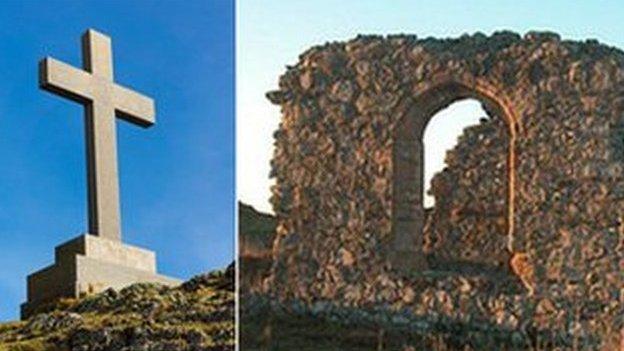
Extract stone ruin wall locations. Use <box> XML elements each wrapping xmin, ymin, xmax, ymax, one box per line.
<box><xmin>265</xmin><ymin>32</ymin><xmax>623</xmax><ymax>333</ymax></box>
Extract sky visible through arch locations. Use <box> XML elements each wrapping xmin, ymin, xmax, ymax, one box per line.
<box><xmin>423</xmin><ymin>100</ymin><xmax>484</xmax><ymax>208</ymax></box>
<box><xmin>238</xmin><ymin>0</ymin><xmax>624</xmax><ymax>214</ymax></box>
<box><xmin>0</xmin><ymin>1</ymin><xmax>234</xmax><ymax>321</ymax></box>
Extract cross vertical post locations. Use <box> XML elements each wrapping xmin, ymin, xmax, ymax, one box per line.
<box><xmin>83</xmin><ymin>30</ymin><xmax>121</xmax><ymax>241</ymax></box>
<box><xmin>39</xmin><ymin>29</ymin><xmax>156</xmax><ymax>242</ymax></box>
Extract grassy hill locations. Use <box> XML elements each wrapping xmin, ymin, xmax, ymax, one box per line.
<box><xmin>0</xmin><ymin>265</ymin><xmax>234</xmax><ymax>351</ymax></box>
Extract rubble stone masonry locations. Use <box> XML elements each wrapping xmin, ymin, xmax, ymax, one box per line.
<box><xmin>265</xmin><ymin>31</ymin><xmax>622</xmax><ymax>344</ymax></box>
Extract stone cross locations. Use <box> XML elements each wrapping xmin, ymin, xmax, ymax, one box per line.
<box><xmin>39</xmin><ymin>29</ymin><xmax>155</xmax><ymax>242</ymax></box>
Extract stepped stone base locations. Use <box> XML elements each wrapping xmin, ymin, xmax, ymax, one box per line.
<box><xmin>21</xmin><ymin>234</ymin><xmax>181</xmax><ymax>319</ymax></box>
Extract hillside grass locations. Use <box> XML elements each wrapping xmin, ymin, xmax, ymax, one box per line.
<box><xmin>0</xmin><ymin>267</ymin><xmax>234</xmax><ymax>351</ymax></box>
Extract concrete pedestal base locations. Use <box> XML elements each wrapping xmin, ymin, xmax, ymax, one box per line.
<box><xmin>21</xmin><ymin>234</ymin><xmax>180</xmax><ymax>319</ymax></box>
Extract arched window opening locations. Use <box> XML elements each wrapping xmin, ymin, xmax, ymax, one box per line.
<box><xmin>422</xmin><ymin>97</ymin><xmax>511</xmax><ymax>271</ymax></box>
<box><xmin>391</xmin><ymin>83</ymin><xmax>515</xmax><ymax>274</ymax></box>
<box><xmin>423</xmin><ymin>99</ymin><xmax>485</xmax><ymax>208</ymax></box>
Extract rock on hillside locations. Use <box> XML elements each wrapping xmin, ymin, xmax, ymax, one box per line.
<box><xmin>0</xmin><ymin>264</ymin><xmax>234</xmax><ymax>351</ymax></box>
<box><xmin>238</xmin><ymin>202</ymin><xmax>276</xmax><ymax>292</ymax></box>
<box><xmin>238</xmin><ymin>202</ymin><xmax>276</xmax><ymax>257</ymax></box>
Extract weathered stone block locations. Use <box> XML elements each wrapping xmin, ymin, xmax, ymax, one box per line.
<box><xmin>54</xmin><ymin>234</ymin><xmax>156</xmax><ymax>272</ymax></box>
<box><xmin>21</xmin><ymin>234</ymin><xmax>180</xmax><ymax>319</ymax></box>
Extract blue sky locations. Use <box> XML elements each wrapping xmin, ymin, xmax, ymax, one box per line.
<box><xmin>0</xmin><ymin>0</ymin><xmax>234</xmax><ymax>320</ymax></box>
<box><xmin>238</xmin><ymin>0</ymin><xmax>624</xmax><ymax>212</ymax></box>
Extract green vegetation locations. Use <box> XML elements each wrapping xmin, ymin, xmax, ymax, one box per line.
<box><xmin>0</xmin><ymin>265</ymin><xmax>234</xmax><ymax>351</ymax></box>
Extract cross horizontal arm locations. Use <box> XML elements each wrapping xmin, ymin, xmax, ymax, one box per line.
<box><xmin>39</xmin><ymin>58</ymin><xmax>93</xmax><ymax>103</ymax></box>
<box><xmin>113</xmin><ymin>84</ymin><xmax>155</xmax><ymax>127</ymax></box>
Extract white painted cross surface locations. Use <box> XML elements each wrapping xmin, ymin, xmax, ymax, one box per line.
<box><xmin>39</xmin><ymin>29</ymin><xmax>155</xmax><ymax>242</ymax></box>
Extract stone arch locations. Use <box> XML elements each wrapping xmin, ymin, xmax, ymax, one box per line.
<box><xmin>392</xmin><ymin>80</ymin><xmax>520</xmax><ymax>270</ymax></box>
